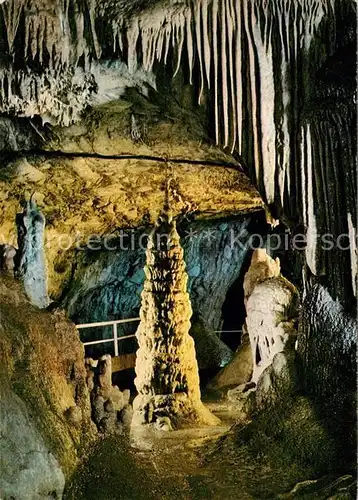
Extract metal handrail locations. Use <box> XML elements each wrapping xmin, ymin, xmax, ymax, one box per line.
<box><xmin>76</xmin><ymin>318</ymin><xmax>140</xmax><ymax>356</ymax></box>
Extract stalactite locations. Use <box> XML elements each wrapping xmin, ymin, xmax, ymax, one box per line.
<box><xmin>1</xmin><ymin>0</ymin><xmax>26</xmax><ymax>53</ymax></box>
<box><xmin>132</xmin><ymin>214</ymin><xmax>218</xmax><ymax>428</ymax></box>
<box><xmin>201</xmin><ymin>0</ymin><xmax>211</xmax><ymax>88</ymax></box>
<box><xmin>302</xmin><ymin>124</ymin><xmax>318</xmax><ymax>276</ymax></box>
<box><xmin>227</xmin><ymin>0</ymin><xmax>237</xmax><ymax>153</ymax></box>
<box><xmin>212</xmin><ymin>0</ymin><xmax>219</xmax><ymax>144</ymax></box>
<box><xmin>347</xmin><ymin>213</ymin><xmax>357</xmax><ymax>297</ymax></box>
<box><xmin>194</xmin><ymin>0</ymin><xmax>204</xmax><ymax>103</ymax></box>
<box><xmin>220</xmin><ymin>0</ymin><xmax>229</xmax><ymax>148</ymax></box>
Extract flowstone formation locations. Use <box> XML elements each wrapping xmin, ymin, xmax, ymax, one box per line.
<box><xmin>132</xmin><ymin>214</ymin><xmax>218</xmax><ymax>429</ymax></box>
<box><xmin>243</xmin><ymin>249</ymin><xmax>298</xmax><ymax>384</ymax></box>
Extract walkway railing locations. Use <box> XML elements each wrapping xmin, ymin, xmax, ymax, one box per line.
<box><xmin>76</xmin><ymin>318</ymin><xmax>241</xmax><ymax>356</ymax></box>
<box><xmin>76</xmin><ymin>318</ymin><xmax>140</xmax><ymax>356</ymax></box>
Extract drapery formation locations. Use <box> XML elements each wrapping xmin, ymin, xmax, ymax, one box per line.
<box><xmin>0</xmin><ymin>0</ymin><xmax>356</xmax><ymax>303</ymax></box>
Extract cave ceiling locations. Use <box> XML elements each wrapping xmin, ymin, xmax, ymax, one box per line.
<box><xmin>0</xmin><ymin>0</ymin><xmax>356</xmax><ymax>305</ymax></box>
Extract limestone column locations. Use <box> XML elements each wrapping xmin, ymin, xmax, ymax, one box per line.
<box><xmin>132</xmin><ymin>214</ymin><xmax>218</xmax><ymax>429</ymax></box>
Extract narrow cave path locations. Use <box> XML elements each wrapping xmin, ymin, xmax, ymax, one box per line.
<box><xmin>65</xmin><ymin>399</ymin><xmax>305</xmax><ymax>500</ymax></box>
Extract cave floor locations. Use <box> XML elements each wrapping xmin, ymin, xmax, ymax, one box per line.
<box><xmin>65</xmin><ymin>399</ymin><xmax>309</xmax><ymax>500</ymax></box>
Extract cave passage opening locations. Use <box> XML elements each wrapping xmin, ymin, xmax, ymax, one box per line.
<box><xmin>220</xmin><ymin>268</ymin><xmax>248</xmax><ymax>351</ymax></box>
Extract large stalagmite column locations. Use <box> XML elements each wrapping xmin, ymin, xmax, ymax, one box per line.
<box><xmin>132</xmin><ymin>214</ymin><xmax>218</xmax><ymax>429</ymax></box>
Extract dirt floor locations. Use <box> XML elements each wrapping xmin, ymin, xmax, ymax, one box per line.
<box><xmin>64</xmin><ymin>400</ymin><xmax>312</xmax><ymax>500</ymax></box>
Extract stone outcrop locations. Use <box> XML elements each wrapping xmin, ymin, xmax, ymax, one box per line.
<box><xmin>86</xmin><ymin>355</ymin><xmax>132</xmax><ymax>433</ymax></box>
<box><xmin>243</xmin><ymin>248</ymin><xmax>281</xmax><ymax>300</ymax></box>
<box><xmin>16</xmin><ymin>199</ymin><xmax>49</xmax><ymax>308</ymax></box>
<box><xmin>0</xmin><ymin>243</ymin><xmax>16</xmax><ymax>274</ymax></box>
<box><xmin>0</xmin><ymin>387</ymin><xmax>65</xmax><ymax>500</ymax></box>
<box><xmin>132</xmin><ymin>215</ymin><xmax>218</xmax><ymax>428</ymax></box>
<box><xmin>279</xmin><ymin>475</ymin><xmax>357</xmax><ymax>499</ymax></box>
<box><xmin>0</xmin><ymin>276</ymin><xmax>95</xmax><ymax>497</ymax></box>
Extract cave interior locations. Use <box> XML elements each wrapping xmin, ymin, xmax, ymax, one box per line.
<box><xmin>0</xmin><ymin>0</ymin><xmax>356</xmax><ymax>499</ymax></box>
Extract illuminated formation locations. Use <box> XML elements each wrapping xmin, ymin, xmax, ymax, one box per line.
<box><xmin>132</xmin><ymin>213</ymin><xmax>218</xmax><ymax>428</ymax></box>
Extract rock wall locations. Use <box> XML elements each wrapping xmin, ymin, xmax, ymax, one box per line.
<box><xmin>86</xmin><ymin>355</ymin><xmax>133</xmax><ymax>434</ymax></box>
<box><xmin>298</xmin><ymin>283</ymin><xmax>356</xmax><ymax>443</ymax></box>
<box><xmin>227</xmin><ymin>249</ymin><xmax>299</xmax><ymax>413</ymax></box>
<box><xmin>0</xmin><ymin>388</ymin><xmax>65</xmax><ymax>500</ymax></box>
<box><xmin>0</xmin><ymin>276</ymin><xmax>96</xmax><ymax>497</ymax></box>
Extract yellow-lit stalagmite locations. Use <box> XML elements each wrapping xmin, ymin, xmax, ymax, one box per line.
<box><xmin>132</xmin><ymin>213</ymin><xmax>218</xmax><ymax>429</ymax></box>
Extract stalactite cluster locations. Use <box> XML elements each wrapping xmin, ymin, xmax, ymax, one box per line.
<box><xmin>0</xmin><ymin>0</ymin><xmax>356</xmax><ymax>303</ymax></box>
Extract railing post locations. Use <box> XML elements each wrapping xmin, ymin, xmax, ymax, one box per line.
<box><xmin>113</xmin><ymin>323</ymin><xmax>119</xmax><ymax>356</ymax></box>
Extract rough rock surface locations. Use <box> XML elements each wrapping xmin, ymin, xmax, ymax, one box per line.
<box><xmin>0</xmin><ymin>276</ymin><xmax>95</xmax><ymax>492</ymax></box>
<box><xmin>0</xmin><ymin>243</ymin><xmax>16</xmax><ymax>274</ymax></box>
<box><xmin>0</xmin><ymin>388</ymin><xmax>65</xmax><ymax>500</ymax></box>
<box><xmin>279</xmin><ymin>475</ymin><xmax>357</xmax><ymax>499</ymax></box>
<box><xmin>132</xmin><ymin>215</ymin><xmax>218</xmax><ymax>428</ymax></box>
<box><xmin>243</xmin><ymin>248</ymin><xmax>281</xmax><ymax>300</ymax></box>
<box><xmin>298</xmin><ymin>283</ymin><xmax>357</xmax><ymax>444</ymax></box>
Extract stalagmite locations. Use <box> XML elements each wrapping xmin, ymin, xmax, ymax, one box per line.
<box><xmin>243</xmin><ymin>249</ymin><xmax>299</xmax><ymax>384</ymax></box>
<box><xmin>16</xmin><ymin>199</ymin><xmax>49</xmax><ymax>309</ymax></box>
<box><xmin>132</xmin><ymin>214</ymin><xmax>218</xmax><ymax>429</ymax></box>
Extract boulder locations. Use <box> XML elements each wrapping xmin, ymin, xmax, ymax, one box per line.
<box><xmin>190</xmin><ymin>316</ymin><xmax>233</xmax><ymax>370</ymax></box>
<box><xmin>207</xmin><ymin>332</ymin><xmax>253</xmax><ymax>393</ymax></box>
